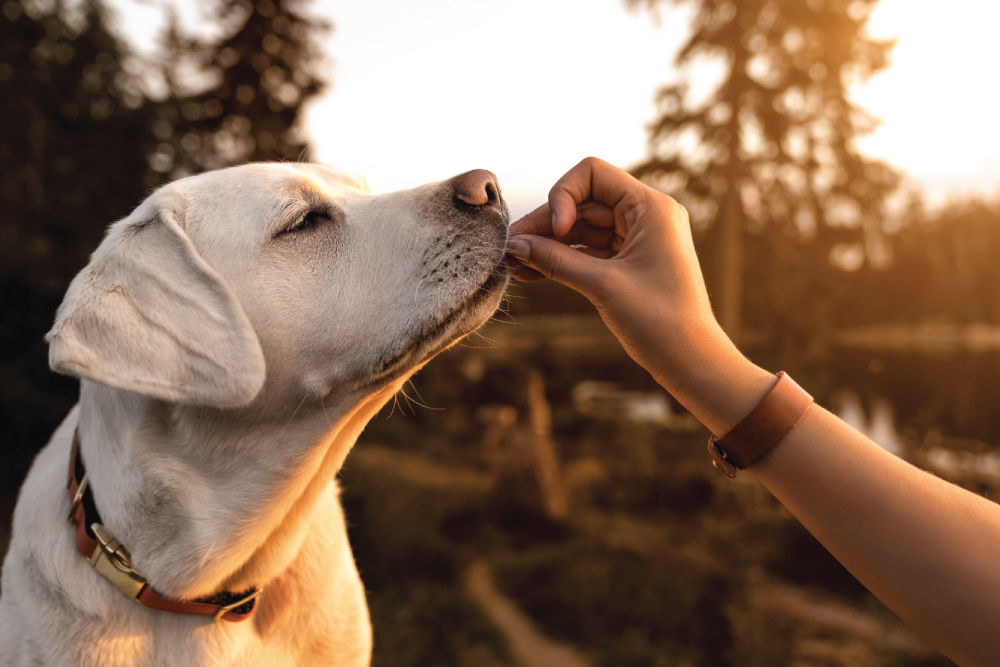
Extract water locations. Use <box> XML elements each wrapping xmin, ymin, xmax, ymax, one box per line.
<box><xmin>558</xmin><ymin>341</ymin><xmax>1000</xmax><ymax>489</ymax></box>
<box><xmin>780</xmin><ymin>346</ymin><xmax>1000</xmax><ymax>489</ymax></box>
<box><xmin>835</xmin><ymin>391</ymin><xmax>906</xmax><ymax>456</ymax></box>
<box><xmin>825</xmin><ymin>347</ymin><xmax>1000</xmax><ymax>447</ymax></box>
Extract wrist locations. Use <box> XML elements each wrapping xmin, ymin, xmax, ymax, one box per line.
<box><xmin>657</xmin><ymin>324</ymin><xmax>775</xmax><ymax>436</ymax></box>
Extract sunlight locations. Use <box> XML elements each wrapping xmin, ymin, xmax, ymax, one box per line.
<box><xmin>108</xmin><ymin>0</ymin><xmax>1000</xmax><ymax>206</ymax></box>
<box><xmin>304</xmin><ymin>0</ymin><xmax>688</xmax><ymax>217</ymax></box>
<box><xmin>854</xmin><ymin>0</ymin><xmax>1000</xmax><ymax>198</ymax></box>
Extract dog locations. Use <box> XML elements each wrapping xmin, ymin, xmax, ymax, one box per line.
<box><xmin>0</xmin><ymin>163</ymin><xmax>509</xmax><ymax>666</ymax></box>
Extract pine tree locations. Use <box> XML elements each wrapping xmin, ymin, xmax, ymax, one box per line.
<box><xmin>155</xmin><ymin>0</ymin><xmax>330</xmax><ymax>178</ymax></box>
<box><xmin>0</xmin><ymin>0</ymin><xmax>158</xmax><ymax>520</ymax></box>
<box><xmin>628</xmin><ymin>0</ymin><xmax>899</xmax><ymax>343</ymax></box>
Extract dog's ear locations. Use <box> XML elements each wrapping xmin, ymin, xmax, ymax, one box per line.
<box><xmin>46</xmin><ymin>201</ymin><xmax>267</xmax><ymax>408</ymax></box>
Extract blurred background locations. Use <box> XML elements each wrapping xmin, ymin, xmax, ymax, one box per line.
<box><xmin>2</xmin><ymin>0</ymin><xmax>999</xmax><ymax>664</ymax></box>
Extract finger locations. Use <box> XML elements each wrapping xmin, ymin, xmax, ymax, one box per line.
<box><xmin>506</xmin><ymin>233</ymin><xmax>605</xmax><ymax>296</ymax></box>
<box><xmin>510</xmin><ymin>203</ymin><xmax>553</xmax><ymax>236</ymax></box>
<box><xmin>511</xmin><ymin>222</ymin><xmax>615</xmax><ymax>251</ymax></box>
<box><xmin>549</xmin><ymin>157</ymin><xmax>645</xmax><ymax>236</ymax></box>
<box><xmin>504</xmin><ymin>249</ymin><xmax>542</xmax><ymax>279</ymax></box>
<box><xmin>576</xmin><ymin>247</ymin><xmax>614</xmax><ymax>259</ymax></box>
<box><xmin>506</xmin><ymin>259</ymin><xmax>546</xmax><ymax>282</ymax></box>
<box><xmin>576</xmin><ymin>201</ymin><xmax>615</xmax><ymax>228</ymax></box>
<box><xmin>510</xmin><ymin>197</ymin><xmax>615</xmax><ymax>240</ymax></box>
<box><xmin>560</xmin><ymin>225</ymin><xmax>617</xmax><ymax>250</ymax></box>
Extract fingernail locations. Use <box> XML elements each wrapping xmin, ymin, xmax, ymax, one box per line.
<box><xmin>551</xmin><ymin>211</ymin><xmax>558</xmax><ymax>230</ymax></box>
<box><xmin>506</xmin><ymin>238</ymin><xmax>529</xmax><ymax>260</ymax></box>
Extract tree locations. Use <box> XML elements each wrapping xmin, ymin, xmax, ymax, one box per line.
<box><xmin>154</xmin><ymin>0</ymin><xmax>330</xmax><ymax>178</ymax></box>
<box><xmin>627</xmin><ymin>0</ymin><xmax>899</xmax><ymax>344</ymax></box>
<box><xmin>846</xmin><ymin>196</ymin><xmax>1000</xmax><ymax>327</ymax></box>
<box><xmin>0</xmin><ymin>0</ymin><xmax>160</xmax><ymax>530</ymax></box>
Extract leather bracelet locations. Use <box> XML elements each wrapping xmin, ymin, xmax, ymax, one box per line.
<box><xmin>707</xmin><ymin>371</ymin><xmax>813</xmax><ymax>478</ymax></box>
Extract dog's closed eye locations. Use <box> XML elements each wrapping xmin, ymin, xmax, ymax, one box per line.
<box><xmin>276</xmin><ymin>207</ymin><xmax>342</xmax><ymax>237</ymax></box>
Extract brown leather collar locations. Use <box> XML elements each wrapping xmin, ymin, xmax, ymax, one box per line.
<box><xmin>67</xmin><ymin>428</ymin><xmax>261</xmax><ymax>622</ymax></box>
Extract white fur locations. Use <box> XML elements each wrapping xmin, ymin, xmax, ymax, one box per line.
<box><xmin>0</xmin><ymin>163</ymin><xmax>509</xmax><ymax>666</ymax></box>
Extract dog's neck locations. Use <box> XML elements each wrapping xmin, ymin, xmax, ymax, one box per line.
<box><xmin>75</xmin><ymin>378</ymin><xmax>402</xmax><ymax>600</ymax></box>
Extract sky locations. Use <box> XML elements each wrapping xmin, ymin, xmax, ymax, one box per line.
<box><xmin>114</xmin><ymin>0</ymin><xmax>1000</xmax><ymax>218</ymax></box>
<box><xmin>302</xmin><ymin>0</ymin><xmax>690</xmax><ymax>217</ymax></box>
<box><xmin>854</xmin><ymin>0</ymin><xmax>1000</xmax><ymax>204</ymax></box>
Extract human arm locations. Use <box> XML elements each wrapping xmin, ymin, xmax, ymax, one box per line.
<box><xmin>506</xmin><ymin>157</ymin><xmax>1000</xmax><ymax>666</ymax></box>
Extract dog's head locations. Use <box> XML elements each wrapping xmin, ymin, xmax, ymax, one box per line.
<box><xmin>46</xmin><ymin>163</ymin><xmax>509</xmax><ymax>409</ymax></box>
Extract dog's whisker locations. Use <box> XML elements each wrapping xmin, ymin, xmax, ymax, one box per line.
<box><xmin>280</xmin><ymin>395</ymin><xmax>310</xmax><ymax>435</ymax></box>
<box><xmin>398</xmin><ymin>381</ymin><xmax>442</xmax><ymax>412</ymax></box>
<box><xmin>471</xmin><ymin>328</ymin><xmax>502</xmax><ymax>345</ymax></box>
<box><xmin>386</xmin><ymin>393</ymin><xmax>401</xmax><ymax>419</ymax></box>
<box><xmin>489</xmin><ymin>309</ymin><xmax>517</xmax><ymax>325</ymax></box>
<box><xmin>319</xmin><ymin>394</ymin><xmax>335</xmax><ymax>430</ymax></box>
<box><xmin>394</xmin><ymin>388</ymin><xmax>414</xmax><ymax>415</ymax></box>
<box><xmin>457</xmin><ymin>331</ymin><xmax>501</xmax><ymax>350</ymax></box>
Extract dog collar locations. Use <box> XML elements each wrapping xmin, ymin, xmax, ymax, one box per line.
<box><xmin>67</xmin><ymin>428</ymin><xmax>261</xmax><ymax>622</ymax></box>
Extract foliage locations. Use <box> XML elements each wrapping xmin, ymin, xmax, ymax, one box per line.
<box><xmin>155</xmin><ymin>0</ymin><xmax>330</xmax><ymax>177</ymax></box>
<box><xmin>339</xmin><ymin>449</ymin><xmax>513</xmax><ymax>666</ymax></box>
<box><xmin>0</xmin><ymin>0</ymin><xmax>159</xmax><ymax>507</ymax></box>
<box><xmin>627</xmin><ymin>0</ymin><xmax>900</xmax><ymax>342</ymax></box>
<box><xmin>494</xmin><ymin>542</ymin><xmax>735</xmax><ymax>666</ymax></box>
<box><xmin>847</xmin><ymin>196</ymin><xmax>1000</xmax><ymax>325</ymax></box>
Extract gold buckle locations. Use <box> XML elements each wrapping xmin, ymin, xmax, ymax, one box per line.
<box><xmin>89</xmin><ymin>522</ymin><xmax>147</xmax><ymax>601</ymax></box>
<box><xmin>67</xmin><ymin>473</ymin><xmax>89</xmax><ymax>523</ymax></box>
<box><xmin>707</xmin><ymin>438</ymin><xmax>739</xmax><ymax>478</ymax></box>
<box><xmin>213</xmin><ymin>587</ymin><xmax>263</xmax><ymax>623</ymax></box>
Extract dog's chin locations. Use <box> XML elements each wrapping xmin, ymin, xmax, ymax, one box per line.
<box><xmin>362</xmin><ymin>266</ymin><xmax>510</xmax><ymax>391</ymax></box>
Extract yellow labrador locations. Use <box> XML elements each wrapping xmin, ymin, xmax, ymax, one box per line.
<box><xmin>0</xmin><ymin>163</ymin><xmax>509</xmax><ymax>666</ymax></box>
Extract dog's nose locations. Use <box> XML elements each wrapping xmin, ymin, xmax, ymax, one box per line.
<box><xmin>451</xmin><ymin>169</ymin><xmax>501</xmax><ymax>208</ymax></box>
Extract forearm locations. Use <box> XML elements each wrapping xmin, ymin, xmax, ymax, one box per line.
<box><xmin>754</xmin><ymin>405</ymin><xmax>1000</xmax><ymax>665</ymax></box>
<box><xmin>669</xmin><ymin>352</ymin><xmax>1000</xmax><ymax>665</ymax></box>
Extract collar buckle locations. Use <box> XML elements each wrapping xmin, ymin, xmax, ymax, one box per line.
<box><xmin>89</xmin><ymin>522</ymin><xmax>147</xmax><ymax>601</ymax></box>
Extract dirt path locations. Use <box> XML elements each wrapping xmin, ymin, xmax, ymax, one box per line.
<box><xmin>464</xmin><ymin>560</ymin><xmax>592</xmax><ymax>667</ymax></box>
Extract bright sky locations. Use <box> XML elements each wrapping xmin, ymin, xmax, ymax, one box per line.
<box><xmin>854</xmin><ymin>0</ymin><xmax>1000</xmax><ymax>203</ymax></box>
<box><xmin>303</xmin><ymin>0</ymin><xmax>688</xmax><ymax>217</ymax></box>
<box><xmin>114</xmin><ymin>0</ymin><xmax>1000</xmax><ymax>216</ymax></box>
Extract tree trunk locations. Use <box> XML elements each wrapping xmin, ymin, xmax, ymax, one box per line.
<box><xmin>717</xmin><ymin>187</ymin><xmax>743</xmax><ymax>344</ymax></box>
<box><xmin>716</xmin><ymin>5</ymin><xmax>748</xmax><ymax>345</ymax></box>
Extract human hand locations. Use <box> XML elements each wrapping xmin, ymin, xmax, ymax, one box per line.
<box><xmin>506</xmin><ymin>157</ymin><xmax>771</xmax><ymax>433</ymax></box>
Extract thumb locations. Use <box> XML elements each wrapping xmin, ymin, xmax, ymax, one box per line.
<box><xmin>507</xmin><ymin>234</ymin><xmax>605</xmax><ymax>297</ymax></box>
